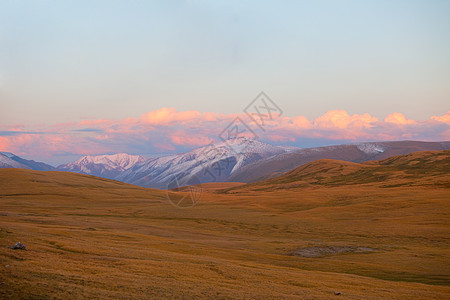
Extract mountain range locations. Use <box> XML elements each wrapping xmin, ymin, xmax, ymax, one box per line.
<box><xmin>228</xmin><ymin>140</ymin><xmax>450</xmax><ymax>183</ymax></box>
<box><xmin>1</xmin><ymin>139</ymin><xmax>449</xmax><ymax>188</ymax></box>
<box><xmin>225</xmin><ymin>149</ymin><xmax>450</xmax><ymax>192</ymax></box>
<box><xmin>58</xmin><ymin>153</ymin><xmax>148</xmax><ymax>180</ymax></box>
<box><xmin>59</xmin><ymin>137</ymin><xmax>297</xmax><ymax>189</ymax></box>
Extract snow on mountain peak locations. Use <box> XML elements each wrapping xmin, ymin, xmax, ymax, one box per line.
<box><xmin>73</xmin><ymin>153</ymin><xmax>147</xmax><ymax>170</ymax></box>
<box><xmin>208</xmin><ymin>137</ymin><xmax>289</xmax><ymax>155</ymax></box>
<box><xmin>58</xmin><ymin>139</ymin><xmax>300</xmax><ymax>188</ymax></box>
<box><xmin>356</xmin><ymin>143</ymin><xmax>385</xmax><ymax>154</ymax></box>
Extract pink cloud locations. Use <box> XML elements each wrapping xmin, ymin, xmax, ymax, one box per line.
<box><xmin>0</xmin><ymin>108</ymin><xmax>448</xmax><ymax>163</ymax></box>
<box><xmin>79</xmin><ymin>119</ymin><xmax>114</xmax><ymax>127</ymax></box>
<box><xmin>140</xmin><ymin>107</ymin><xmax>202</xmax><ymax>125</ymax></box>
<box><xmin>170</xmin><ymin>134</ymin><xmax>213</xmax><ymax>146</ymax></box>
<box><xmin>266</xmin><ymin>134</ymin><xmax>295</xmax><ymax>142</ymax></box>
<box><xmin>314</xmin><ymin>110</ymin><xmax>379</xmax><ymax>129</ymax></box>
<box><xmin>153</xmin><ymin>142</ymin><xmax>176</xmax><ymax>151</ymax></box>
<box><xmin>0</xmin><ymin>136</ymin><xmax>12</xmax><ymax>152</ymax></box>
<box><xmin>431</xmin><ymin>111</ymin><xmax>450</xmax><ymax>125</ymax></box>
<box><xmin>291</xmin><ymin>116</ymin><xmax>311</xmax><ymax>129</ymax></box>
<box><xmin>384</xmin><ymin>112</ymin><xmax>416</xmax><ymax>125</ymax></box>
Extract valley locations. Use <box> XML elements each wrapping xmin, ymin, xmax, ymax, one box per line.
<box><xmin>0</xmin><ymin>150</ymin><xmax>449</xmax><ymax>299</ymax></box>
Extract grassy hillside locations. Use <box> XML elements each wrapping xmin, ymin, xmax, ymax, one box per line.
<box><xmin>228</xmin><ymin>141</ymin><xmax>450</xmax><ymax>183</ymax></box>
<box><xmin>225</xmin><ymin>150</ymin><xmax>450</xmax><ymax>191</ymax></box>
<box><xmin>0</xmin><ymin>152</ymin><xmax>449</xmax><ymax>298</ymax></box>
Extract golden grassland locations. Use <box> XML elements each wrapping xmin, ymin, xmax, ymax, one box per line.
<box><xmin>0</xmin><ymin>151</ymin><xmax>449</xmax><ymax>299</ymax></box>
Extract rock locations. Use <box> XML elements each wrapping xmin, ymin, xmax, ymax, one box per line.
<box><xmin>9</xmin><ymin>242</ymin><xmax>26</xmax><ymax>250</ymax></box>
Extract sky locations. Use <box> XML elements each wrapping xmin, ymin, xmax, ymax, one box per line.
<box><xmin>0</xmin><ymin>0</ymin><xmax>449</xmax><ymax>165</ymax></box>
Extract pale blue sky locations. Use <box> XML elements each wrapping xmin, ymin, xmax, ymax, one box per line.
<box><xmin>1</xmin><ymin>0</ymin><xmax>449</xmax><ymax>126</ymax></box>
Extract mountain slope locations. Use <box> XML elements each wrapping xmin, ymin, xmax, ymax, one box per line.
<box><xmin>0</xmin><ymin>152</ymin><xmax>55</xmax><ymax>171</ymax></box>
<box><xmin>0</xmin><ymin>167</ymin><xmax>165</xmax><ymax>197</ymax></box>
<box><xmin>4</xmin><ymin>140</ymin><xmax>449</xmax><ymax>189</ymax></box>
<box><xmin>117</xmin><ymin>137</ymin><xmax>297</xmax><ymax>188</ymax></box>
<box><xmin>228</xmin><ymin>140</ymin><xmax>450</xmax><ymax>183</ymax></box>
<box><xmin>56</xmin><ymin>140</ymin><xmax>450</xmax><ymax>188</ymax></box>
<box><xmin>226</xmin><ymin>149</ymin><xmax>450</xmax><ymax>192</ymax></box>
<box><xmin>57</xmin><ymin>138</ymin><xmax>298</xmax><ymax>188</ymax></box>
<box><xmin>58</xmin><ymin>153</ymin><xmax>147</xmax><ymax>179</ymax></box>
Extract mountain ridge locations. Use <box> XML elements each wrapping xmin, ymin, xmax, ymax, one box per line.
<box><xmin>57</xmin><ymin>153</ymin><xmax>148</xmax><ymax>179</ymax></box>
<box><xmin>227</xmin><ymin>140</ymin><xmax>450</xmax><ymax>183</ymax></box>
<box><xmin>54</xmin><ymin>137</ymin><xmax>298</xmax><ymax>188</ymax></box>
<box><xmin>224</xmin><ymin>149</ymin><xmax>450</xmax><ymax>192</ymax></box>
<box><xmin>2</xmin><ymin>140</ymin><xmax>449</xmax><ymax>189</ymax></box>
<box><xmin>116</xmin><ymin>137</ymin><xmax>297</xmax><ymax>188</ymax></box>
<box><xmin>0</xmin><ymin>152</ymin><xmax>55</xmax><ymax>171</ymax></box>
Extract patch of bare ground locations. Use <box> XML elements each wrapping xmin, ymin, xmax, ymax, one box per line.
<box><xmin>290</xmin><ymin>246</ymin><xmax>377</xmax><ymax>258</ymax></box>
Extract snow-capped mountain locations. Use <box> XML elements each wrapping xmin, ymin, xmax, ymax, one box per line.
<box><xmin>116</xmin><ymin>137</ymin><xmax>298</xmax><ymax>188</ymax></box>
<box><xmin>0</xmin><ymin>152</ymin><xmax>55</xmax><ymax>171</ymax></box>
<box><xmin>57</xmin><ymin>138</ymin><xmax>298</xmax><ymax>188</ymax></box>
<box><xmin>58</xmin><ymin>153</ymin><xmax>147</xmax><ymax>179</ymax></box>
<box><xmin>4</xmin><ymin>140</ymin><xmax>449</xmax><ymax>189</ymax></box>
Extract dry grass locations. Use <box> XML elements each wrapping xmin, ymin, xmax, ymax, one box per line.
<box><xmin>0</xmin><ymin>152</ymin><xmax>449</xmax><ymax>299</ymax></box>
<box><xmin>226</xmin><ymin>150</ymin><xmax>450</xmax><ymax>191</ymax></box>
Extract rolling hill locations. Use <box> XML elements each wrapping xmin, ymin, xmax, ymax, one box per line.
<box><xmin>228</xmin><ymin>150</ymin><xmax>450</xmax><ymax>195</ymax></box>
<box><xmin>225</xmin><ymin>150</ymin><xmax>450</xmax><ymax>192</ymax></box>
<box><xmin>228</xmin><ymin>140</ymin><xmax>450</xmax><ymax>183</ymax></box>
